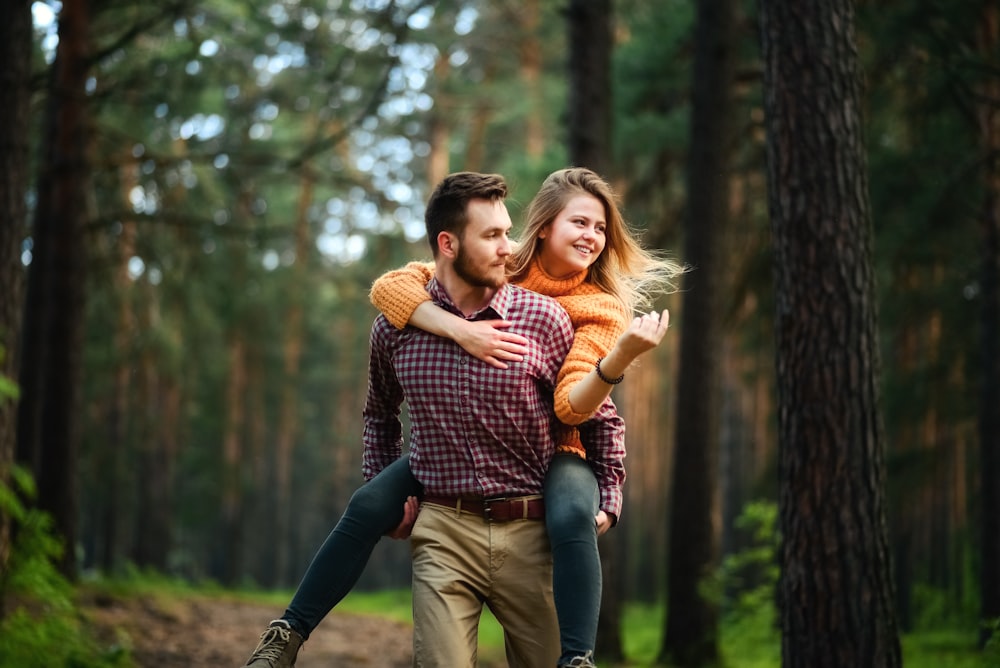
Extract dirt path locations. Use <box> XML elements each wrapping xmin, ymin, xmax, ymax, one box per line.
<box><xmin>83</xmin><ymin>590</ymin><xmax>416</xmax><ymax>667</ymax></box>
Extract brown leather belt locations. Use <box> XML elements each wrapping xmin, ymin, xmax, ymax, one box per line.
<box><xmin>423</xmin><ymin>495</ymin><xmax>545</xmax><ymax>522</ymax></box>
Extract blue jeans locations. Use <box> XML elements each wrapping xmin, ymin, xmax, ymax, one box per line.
<box><xmin>282</xmin><ymin>456</ymin><xmax>422</xmax><ymax>638</ymax></box>
<box><xmin>545</xmin><ymin>453</ymin><xmax>602</xmax><ymax>663</ymax></box>
<box><xmin>281</xmin><ymin>452</ymin><xmax>602</xmax><ymax>662</ymax></box>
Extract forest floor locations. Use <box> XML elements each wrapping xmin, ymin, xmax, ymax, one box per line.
<box><xmin>80</xmin><ymin>588</ymin><xmax>420</xmax><ymax>667</ymax></box>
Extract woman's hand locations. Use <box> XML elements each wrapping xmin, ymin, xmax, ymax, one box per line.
<box><xmin>595</xmin><ymin>510</ymin><xmax>613</xmax><ymax>536</ymax></box>
<box><xmin>453</xmin><ymin>319</ymin><xmax>530</xmax><ymax>369</ymax></box>
<box><xmin>614</xmin><ymin>310</ymin><xmax>670</xmax><ymax>362</ymax></box>
<box><xmin>386</xmin><ymin>496</ymin><xmax>420</xmax><ymax>540</ymax></box>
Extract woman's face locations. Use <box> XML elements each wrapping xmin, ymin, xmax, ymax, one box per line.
<box><xmin>537</xmin><ymin>193</ymin><xmax>607</xmax><ymax>279</ymax></box>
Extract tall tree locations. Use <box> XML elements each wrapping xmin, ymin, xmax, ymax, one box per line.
<box><xmin>565</xmin><ymin>0</ymin><xmax>624</xmax><ymax>661</ymax></box>
<box><xmin>0</xmin><ymin>0</ymin><xmax>32</xmax><ymax>596</ymax></box>
<box><xmin>975</xmin><ymin>1</ymin><xmax>1000</xmax><ymax>649</ymax></box>
<box><xmin>567</xmin><ymin>0</ymin><xmax>612</xmax><ymax>175</ymax></box>
<box><xmin>16</xmin><ymin>0</ymin><xmax>92</xmax><ymax>579</ymax></box>
<box><xmin>515</xmin><ymin>0</ymin><xmax>545</xmax><ymax>161</ymax></box>
<box><xmin>273</xmin><ymin>155</ymin><xmax>314</xmax><ymax>582</ymax></box>
<box><xmin>660</xmin><ymin>0</ymin><xmax>736</xmax><ymax>665</ymax></box>
<box><xmin>759</xmin><ymin>0</ymin><xmax>902</xmax><ymax>665</ymax></box>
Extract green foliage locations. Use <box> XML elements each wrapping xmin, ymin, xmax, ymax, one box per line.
<box><xmin>0</xmin><ymin>467</ymin><xmax>68</xmax><ymax>605</ymax></box>
<box><xmin>720</xmin><ymin>501</ymin><xmax>779</xmax><ymax>615</ymax></box>
<box><xmin>985</xmin><ymin>619</ymin><xmax>1000</xmax><ymax>667</ymax></box>
<box><xmin>0</xmin><ymin>467</ymin><xmax>131</xmax><ymax>667</ymax></box>
<box><xmin>0</xmin><ymin>344</ymin><xmax>18</xmax><ymax>401</ymax></box>
<box><xmin>902</xmin><ymin>629</ymin><xmax>994</xmax><ymax>668</ymax></box>
<box><xmin>913</xmin><ymin>581</ymin><xmax>980</xmax><ymax>633</ymax></box>
<box><xmin>717</xmin><ymin>501</ymin><xmax>782</xmax><ymax>666</ymax></box>
<box><xmin>0</xmin><ymin>374</ymin><xmax>17</xmax><ymax>401</ymax></box>
<box><xmin>621</xmin><ymin>602</ymin><xmax>666</xmax><ymax>665</ymax></box>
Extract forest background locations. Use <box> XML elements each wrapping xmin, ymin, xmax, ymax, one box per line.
<box><xmin>1</xmin><ymin>0</ymin><xmax>998</xmax><ymax>666</ymax></box>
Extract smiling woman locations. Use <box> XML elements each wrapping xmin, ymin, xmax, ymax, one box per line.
<box><xmin>535</xmin><ymin>193</ymin><xmax>607</xmax><ymax>279</ymax></box>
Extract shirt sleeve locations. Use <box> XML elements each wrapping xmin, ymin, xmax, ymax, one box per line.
<box><xmin>369</xmin><ymin>261</ymin><xmax>437</xmax><ymax>330</ymax></box>
<box><xmin>576</xmin><ymin>399</ymin><xmax>627</xmax><ymax>521</ymax></box>
<box><xmin>553</xmin><ymin>293</ymin><xmax>631</xmax><ymax>425</ymax></box>
<box><xmin>362</xmin><ymin>317</ymin><xmax>406</xmax><ymax>479</ymax></box>
<box><xmin>542</xmin><ymin>304</ymin><xmax>578</xmax><ymax>391</ymax></box>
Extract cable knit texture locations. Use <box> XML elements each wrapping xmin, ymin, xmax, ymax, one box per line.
<box><xmin>369</xmin><ymin>259</ymin><xmax>631</xmax><ymax>459</ymax></box>
<box><xmin>370</xmin><ymin>261</ymin><xmax>436</xmax><ymax>329</ymax></box>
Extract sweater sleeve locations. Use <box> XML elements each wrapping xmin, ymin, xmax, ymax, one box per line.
<box><xmin>369</xmin><ymin>261</ymin><xmax>437</xmax><ymax>330</ymax></box>
<box><xmin>553</xmin><ymin>292</ymin><xmax>631</xmax><ymax>425</ymax></box>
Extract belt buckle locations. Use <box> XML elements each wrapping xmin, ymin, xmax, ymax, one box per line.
<box><xmin>484</xmin><ymin>497</ymin><xmax>506</xmax><ymax>522</ymax></box>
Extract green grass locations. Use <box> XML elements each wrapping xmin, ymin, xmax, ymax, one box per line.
<box><xmin>903</xmin><ymin>628</ymin><xmax>997</xmax><ymax>668</ymax></box>
<box><xmin>79</xmin><ymin>575</ymin><xmax>996</xmax><ymax>668</ymax></box>
<box><xmin>335</xmin><ymin>590</ymin><xmax>992</xmax><ymax>668</ymax></box>
<box><xmin>339</xmin><ymin>589</ymin><xmax>508</xmax><ymax>665</ymax></box>
<box><xmin>619</xmin><ymin>601</ymin><xmax>992</xmax><ymax>668</ymax></box>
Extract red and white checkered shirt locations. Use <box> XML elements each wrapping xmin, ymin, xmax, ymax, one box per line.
<box><xmin>362</xmin><ymin>279</ymin><xmax>625</xmax><ymax>516</ymax></box>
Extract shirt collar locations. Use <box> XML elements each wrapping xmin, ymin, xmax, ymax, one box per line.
<box><xmin>427</xmin><ymin>278</ymin><xmax>513</xmax><ymax>321</ymax></box>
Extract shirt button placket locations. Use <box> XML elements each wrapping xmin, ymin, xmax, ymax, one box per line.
<box><xmin>458</xmin><ymin>350</ymin><xmax>478</xmax><ymax>488</ymax></box>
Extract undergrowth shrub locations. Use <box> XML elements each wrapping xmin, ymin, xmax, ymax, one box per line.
<box><xmin>0</xmin><ymin>466</ymin><xmax>130</xmax><ymax>667</ymax></box>
<box><xmin>717</xmin><ymin>500</ymin><xmax>781</xmax><ymax>664</ymax></box>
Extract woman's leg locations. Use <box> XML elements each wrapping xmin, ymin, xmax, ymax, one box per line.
<box><xmin>282</xmin><ymin>455</ymin><xmax>422</xmax><ymax>638</ymax></box>
<box><xmin>544</xmin><ymin>453</ymin><xmax>601</xmax><ymax>664</ymax></box>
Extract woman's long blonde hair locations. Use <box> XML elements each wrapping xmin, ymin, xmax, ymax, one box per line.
<box><xmin>507</xmin><ymin>167</ymin><xmax>686</xmax><ymax>313</ymax></box>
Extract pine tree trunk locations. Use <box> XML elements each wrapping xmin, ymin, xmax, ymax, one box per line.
<box><xmin>427</xmin><ymin>55</ymin><xmax>451</xmax><ymax>187</ymax></box>
<box><xmin>16</xmin><ymin>0</ymin><xmax>91</xmax><ymax>580</ymax></box>
<box><xmin>98</xmin><ymin>148</ymin><xmax>139</xmax><ymax>573</ymax></box>
<box><xmin>464</xmin><ymin>63</ymin><xmax>495</xmax><ymax>173</ymax></box>
<box><xmin>660</xmin><ymin>0</ymin><xmax>735</xmax><ymax>664</ymax></box>
<box><xmin>220</xmin><ymin>333</ymin><xmax>248</xmax><ymax>584</ymax></box>
<box><xmin>275</xmin><ymin>171</ymin><xmax>312</xmax><ymax>583</ymax></box>
<box><xmin>0</xmin><ymin>0</ymin><xmax>32</xmax><ymax>601</ymax></box>
<box><xmin>246</xmin><ymin>357</ymin><xmax>270</xmax><ymax>583</ymax></box>
<box><xmin>976</xmin><ymin>2</ymin><xmax>1000</xmax><ymax>648</ymax></box>
<box><xmin>518</xmin><ymin>0</ymin><xmax>545</xmax><ymax>160</ymax></box>
<box><xmin>566</xmin><ymin>0</ymin><xmax>612</xmax><ymax>175</ymax></box>
<box><xmin>565</xmin><ymin>0</ymin><xmax>622</xmax><ymax>659</ymax></box>
<box><xmin>759</xmin><ymin>0</ymin><xmax>902</xmax><ymax>665</ymax></box>
<box><xmin>130</xmin><ymin>290</ymin><xmax>177</xmax><ymax>573</ymax></box>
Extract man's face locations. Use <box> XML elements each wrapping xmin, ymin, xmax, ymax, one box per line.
<box><xmin>452</xmin><ymin>198</ymin><xmax>513</xmax><ymax>289</ymax></box>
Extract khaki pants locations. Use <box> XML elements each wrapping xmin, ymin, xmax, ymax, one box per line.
<box><xmin>410</xmin><ymin>502</ymin><xmax>560</xmax><ymax>668</ymax></box>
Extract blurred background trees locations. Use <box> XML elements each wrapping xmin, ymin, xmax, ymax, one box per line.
<box><xmin>2</xmin><ymin>0</ymin><xmax>997</xmax><ymax>662</ymax></box>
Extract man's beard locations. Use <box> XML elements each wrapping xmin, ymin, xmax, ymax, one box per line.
<box><xmin>453</xmin><ymin>245</ymin><xmax>505</xmax><ymax>289</ymax></box>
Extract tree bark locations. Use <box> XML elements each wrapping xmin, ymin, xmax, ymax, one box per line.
<box><xmin>96</xmin><ymin>148</ymin><xmax>139</xmax><ymax>574</ymax></box>
<box><xmin>0</xmin><ymin>0</ymin><xmax>32</xmax><ymax>600</ymax></box>
<box><xmin>517</xmin><ymin>0</ymin><xmax>545</xmax><ymax>160</ymax></box>
<box><xmin>464</xmin><ymin>67</ymin><xmax>497</xmax><ymax>173</ymax></box>
<box><xmin>759</xmin><ymin>0</ymin><xmax>902</xmax><ymax>665</ymax></box>
<box><xmin>275</xmin><ymin>169</ymin><xmax>312</xmax><ymax>583</ymax></box>
<box><xmin>131</xmin><ymin>287</ymin><xmax>176</xmax><ymax>573</ymax></box>
<box><xmin>16</xmin><ymin>0</ymin><xmax>92</xmax><ymax>580</ymax></box>
<box><xmin>566</xmin><ymin>0</ymin><xmax>612</xmax><ymax>175</ymax></box>
<box><xmin>220</xmin><ymin>332</ymin><xmax>248</xmax><ymax>585</ymax></box>
<box><xmin>660</xmin><ymin>0</ymin><xmax>735</xmax><ymax>665</ymax></box>
<box><xmin>976</xmin><ymin>2</ymin><xmax>1000</xmax><ymax>649</ymax></box>
<box><xmin>427</xmin><ymin>55</ymin><xmax>451</xmax><ymax>188</ymax></box>
<box><xmin>565</xmin><ymin>0</ymin><xmax>623</xmax><ymax>660</ymax></box>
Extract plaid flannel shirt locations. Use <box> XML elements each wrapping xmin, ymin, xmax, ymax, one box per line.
<box><xmin>363</xmin><ymin>279</ymin><xmax>625</xmax><ymax>517</ymax></box>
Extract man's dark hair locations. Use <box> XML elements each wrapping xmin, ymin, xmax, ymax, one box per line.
<box><xmin>424</xmin><ymin>172</ymin><xmax>508</xmax><ymax>256</ymax></box>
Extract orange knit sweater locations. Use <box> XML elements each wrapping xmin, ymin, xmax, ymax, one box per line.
<box><xmin>369</xmin><ymin>259</ymin><xmax>631</xmax><ymax>458</ymax></box>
